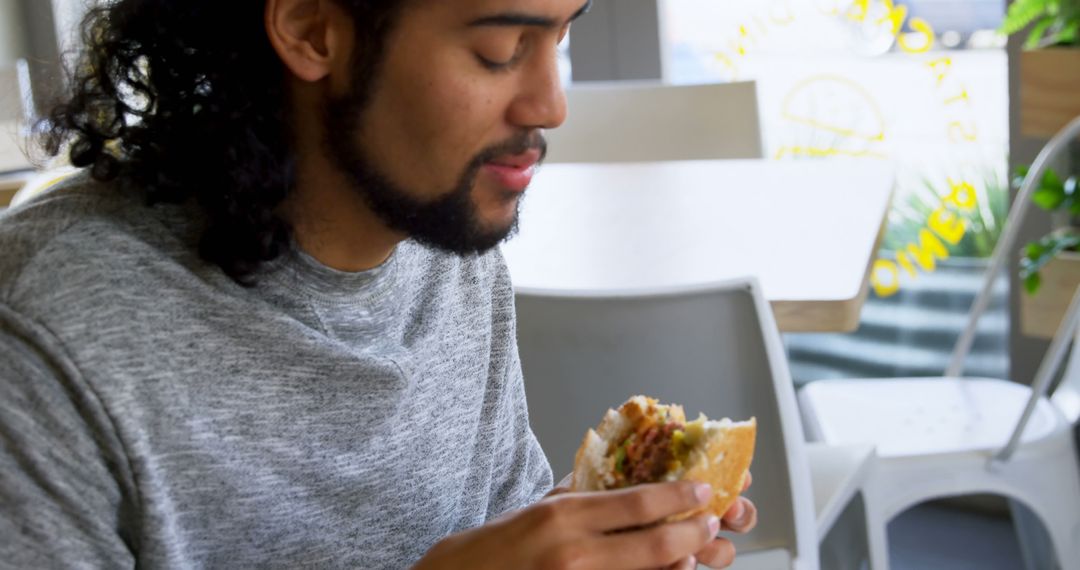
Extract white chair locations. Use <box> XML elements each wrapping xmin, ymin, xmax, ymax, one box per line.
<box><xmin>516</xmin><ymin>277</ymin><xmax>875</xmax><ymax>570</ymax></box>
<box><xmin>542</xmin><ymin>81</ymin><xmax>764</xmax><ymax>163</ymax></box>
<box><xmin>798</xmin><ymin>116</ymin><xmax>1080</xmax><ymax>570</ymax></box>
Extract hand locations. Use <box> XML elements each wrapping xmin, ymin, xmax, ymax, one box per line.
<box><xmin>548</xmin><ymin>471</ymin><xmax>757</xmax><ymax>569</ymax></box>
<box><xmin>547</xmin><ymin>472</ymin><xmax>574</xmax><ymax>497</ymax></box>
<box><xmin>412</xmin><ymin>481</ymin><xmax>720</xmax><ymax>570</ymax></box>
<box><xmin>678</xmin><ymin>471</ymin><xmax>758</xmax><ymax>570</ymax></box>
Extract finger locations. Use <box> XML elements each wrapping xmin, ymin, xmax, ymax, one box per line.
<box><xmin>695</xmin><ymin>538</ymin><xmax>737</xmax><ymax>569</ymax></box>
<box><xmin>546</xmin><ymin>474</ymin><xmax>574</xmax><ymax>498</ymax></box>
<box><xmin>741</xmin><ymin>471</ymin><xmax>752</xmax><ymax>492</ymax></box>
<box><xmin>545</xmin><ymin>486</ymin><xmax>572</xmax><ymax>498</ymax></box>
<box><xmin>574</xmin><ymin>482</ymin><xmax>713</xmax><ymax>532</ymax></box>
<box><xmin>720</xmin><ymin>498</ymin><xmax>757</xmax><ymax>533</ymax></box>
<box><xmin>596</xmin><ymin>514</ymin><xmax>719</xmax><ymax>568</ymax></box>
<box><xmin>668</xmin><ymin>555</ymin><xmax>697</xmax><ymax>570</ymax></box>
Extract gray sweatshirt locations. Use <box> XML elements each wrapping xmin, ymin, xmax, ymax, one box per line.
<box><xmin>0</xmin><ymin>174</ymin><xmax>552</xmax><ymax>569</ymax></box>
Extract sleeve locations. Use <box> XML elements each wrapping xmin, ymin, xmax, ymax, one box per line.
<box><xmin>485</xmin><ymin>342</ymin><xmax>554</xmax><ymax>520</ymax></box>
<box><xmin>0</xmin><ymin>302</ymin><xmax>136</xmax><ymax>569</ymax></box>
<box><xmin>483</xmin><ymin>251</ymin><xmax>554</xmax><ymax>520</ymax></box>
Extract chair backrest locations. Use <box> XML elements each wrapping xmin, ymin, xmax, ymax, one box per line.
<box><xmin>1045</xmin><ymin>286</ymin><xmax>1080</xmax><ymax>425</ymax></box>
<box><xmin>515</xmin><ymin>277</ymin><xmax>817</xmax><ymax>567</ymax></box>
<box><xmin>543</xmin><ymin>81</ymin><xmax>764</xmax><ymax>163</ymax></box>
<box><xmin>948</xmin><ymin>116</ymin><xmax>1080</xmax><ymax>377</ymax></box>
<box><xmin>1052</xmin><ymin>325</ymin><xmax>1080</xmax><ymax>425</ymax></box>
<box><xmin>994</xmin><ymin>284</ymin><xmax>1080</xmax><ymax>464</ymax></box>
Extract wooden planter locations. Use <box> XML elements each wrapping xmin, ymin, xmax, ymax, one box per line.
<box><xmin>1021</xmin><ymin>251</ymin><xmax>1080</xmax><ymax>338</ymax></box>
<box><xmin>1020</xmin><ymin>48</ymin><xmax>1080</xmax><ymax>138</ymax></box>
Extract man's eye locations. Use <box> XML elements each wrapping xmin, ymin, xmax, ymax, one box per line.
<box><xmin>476</xmin><ymin>40</ymin><xmax>527</xmax><ymax>72</ymax></box>
<box><xmin>477</xmin><ymin>54</ymin><xmax>515</xmax><ymax>71</ymax></box>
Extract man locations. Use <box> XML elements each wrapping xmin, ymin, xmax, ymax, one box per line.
<box><xmin>0</xmin><ymin>0</ymin><xmax>757</xmax><ymax>568</ymax></box>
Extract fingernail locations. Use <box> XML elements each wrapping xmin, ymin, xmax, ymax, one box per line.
<box><xmin>707</xmin><ymin>516</ymin><xmax>720</xmax><ymax>536</ymax></box>
<box><xmin>694</xmin><ymin>483</ymin><xmax>713</xmax><ymax>504</ymax></box>
<box><xmin>688</xmin><ymin>555</ymin><xmax>697</xmax><ymax>568</ymax></box>
<box><xmin>728</xmin><ymin>500</ymin><xmax>745</xmax><ymax>521</ymax></box>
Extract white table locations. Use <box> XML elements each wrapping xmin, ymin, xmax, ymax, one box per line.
<box><xmin>502</xmin><ymin>159</ymin><xmax>894</xmax><ymax>332</ymax></box>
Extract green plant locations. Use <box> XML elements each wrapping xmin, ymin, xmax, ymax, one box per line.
<box><xmin>1016</xmin><ymin>166</ymin><xmax>1080</xmax><ymax>293</ymax></box>
<box><xmin>999</xmin><ymin>0</ymin><xmax>1080</xmax><ymax>48</ymax></box>
<box><xmin>883</xmin><ymin>169</ymin><xmax>1008</xmax><ymax>259</ymax></box>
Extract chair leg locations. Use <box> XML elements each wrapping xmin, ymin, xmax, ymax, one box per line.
<box><xmin>866</xmin><ymin>517</ymin><xmax>891</xmax><ymax>570</ymax></box>
<box><xmin>861</xmin><ymin>491</ymin><xmax>891</xmax><ymax>570</ymax></box>
<box><xmin>1002</xmin><ymin>484</ymin><xmax>1080</xmax><ymax>568</ymax></box>
<box><xmin>1010</xmin><ymin>498</ymin><xmax>1057</xmax><ymax>570</ymax></box>
<box><xmin>820</xmin><ymin>493</ymin><xmax>872</xmax><ymax>570</ymax></box>
<box><xmin>1041</xmin><ymin>506</ymin><xmax>1080</xmax><ymax>570</ymax></box>
<box><xmin>1006</xmin><ymin>450</ymin><xmax>1080</xmax><ymax>570</ymax></box>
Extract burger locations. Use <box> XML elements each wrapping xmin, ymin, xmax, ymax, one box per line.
<box><xmin>571</xmin><ymin>395</ymin><xmax>756</xmax><ymax>521</ymax></box>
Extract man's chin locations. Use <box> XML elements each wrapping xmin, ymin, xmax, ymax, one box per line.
<box><xmin>407</xmin><ymin>216</ymin><xmax>518</xmax><ymax>256</ymax></box>
<box><xmin>472</xmin><ymin>219</ymin><xmax>520</xmax><ymax>252</ymax></box>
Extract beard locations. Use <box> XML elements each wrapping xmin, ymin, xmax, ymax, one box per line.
<box><xmin>322</xmin><ymin>85</ymin><xmax>546</xmax><ymax>256</ymax></box>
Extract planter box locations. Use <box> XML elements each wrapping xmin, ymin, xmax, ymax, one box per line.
<box><xmin>1020</xmin><ymin>48</ymin><xmax>1080</xmax><ymax>138</ymax></box>
<box><xmin>1021</xmin><ymin>251</ymin><xmax>1080</xmax><ymax>339</ymax></box>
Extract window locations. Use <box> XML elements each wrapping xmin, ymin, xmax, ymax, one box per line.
<box><xmin>659</xmin><ymin>0</ymin><xmax>1010</xmax><ymax>382</ymax></box>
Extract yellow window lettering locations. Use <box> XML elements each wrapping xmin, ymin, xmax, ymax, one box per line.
<box><xmin>876</xmin><ymin>0</ymin><xmax>909</xmax><ymax>37</ymax></box>
<box><xmin>713</xmin><ymin>51</ymin><xmax>740</xmax><ymax>78</ymax></box>
<box><xmin>906</xmin><ymin>229</ymin><xmax>950</xmax><ymax>271</ymax></box>
<box><xmin>944</xmin><ymin>179</ymin><xmax>977</xmax><ymax>210</ymax></box>
<box><xmin>926</xmin><ymin>56</ymin><xmax>952</xmax><ymax>85</ymax></box>
<box><xmin>847</xmin><ymin>0</ymin><xmax>870</xmax><ymax>22</ymax></box>
<box><xmin>730</xmin><ymin>35</ymin><xmax>749</xmax><ymax>57</ymax></box>
<box><xmin>816</xmin><ymin>0</ymin><xmax>846</xmax><ymax>17</ymax></box>
<box><xmin>897</xmin><ymin>251</ymin><xmax>918</xmax><ymax>277</ymax></box>
<box><xmin>769</xmin><ymin>1</ymin><xmax>797</xmax><ymax>25</ymax></box>
<box><xmin>947</xmin><ymin>121</ymin><xmax>978</xmax><ymax>143</ymax></box>
<box><xmin>734</xmin><ymin>24</ymin><xmax>755</xmax><ymax>55</ymax></box>
<box><xmin>898</xmin><ymin>17</ymin><xmax>935</xmax><ymax>53</ymax></box>
<box><xmin>944</xmin><ymin>88</ymin><xmax>970</xmax><ymax>105</ymax></box>
<box><xmin>871</xmin><ymin>259</ymin><xmax>901</xmax><ymax>297</ymax></box>
<box><xmin>928</xmin><ymin>207</ymin><xmax>967</xmax><ymax>245</ymax></box>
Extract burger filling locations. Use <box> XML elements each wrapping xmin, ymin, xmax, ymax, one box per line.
<box><xmin>608</xmin><ymin>412</ymin><xmax>707</xmax><ymax>488</ymax></box>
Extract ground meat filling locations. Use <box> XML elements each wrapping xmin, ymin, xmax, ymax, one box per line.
<box><xmin>624</xmin><ymin>422</ymin><xmax>685</xmax><ymax>486</ymax></box>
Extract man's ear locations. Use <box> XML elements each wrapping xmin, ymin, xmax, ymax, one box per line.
<box><xmin>265</xmin><ymin>0</ymin><xmax>351</xmax><ymax>83</ymax></box>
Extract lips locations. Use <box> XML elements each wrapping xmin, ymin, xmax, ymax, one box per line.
<box><xmin>482</xmin><ymin>149</ymin><xmax>542</xmax><ymax>192</ymax></box>
<box><xmin>487</xmin><ymin>149</ymin><xmax>543</xmax><ymax>169</ymax></box>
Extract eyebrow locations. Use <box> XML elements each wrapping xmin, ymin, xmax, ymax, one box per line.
<box><xmin>467</xmin><ymin>0</ymin><xmax>592</xmax><ymax>29</ymax></box>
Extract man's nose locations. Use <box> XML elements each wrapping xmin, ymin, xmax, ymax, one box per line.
<box><xmin>507</xmin><ymin>52</ymin><xmax>568</xmax><ymax>131</ymax></box>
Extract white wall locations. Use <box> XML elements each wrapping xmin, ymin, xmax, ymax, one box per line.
<box><xmin>49</xmin><ymin>0</ymin><xmax>86</xmax><ymax>54</ymax></box>
<box><xmin>0</xmin><ymin>0</ymin><xmax>29</xmax><ymax>66</ymax></box>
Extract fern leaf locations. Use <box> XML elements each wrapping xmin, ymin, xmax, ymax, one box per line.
<box><xmin>1000</xmin><ymin>0</ymin><xmax>1056</xmax><ymax>35</ymax></box>
<box><xmin>1025</xmin><ymin>15</ymin><xmax>1057</xmax><ymax>48</ymax></box>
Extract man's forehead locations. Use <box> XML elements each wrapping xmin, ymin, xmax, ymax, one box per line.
<box><xmin>448</xmin><ymin>0</ymin><xmax>592</xmax><ymax>26</ymax></box>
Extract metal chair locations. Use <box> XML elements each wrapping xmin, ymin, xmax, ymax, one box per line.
<box><xmin>798</xmin><ymin>116</ymin><xmax>1080</xmax><ymax>570</ymax></box>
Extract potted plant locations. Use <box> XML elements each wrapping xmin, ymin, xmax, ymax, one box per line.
<box><xmin>1000</xmin><ymin>0</ymin><xmax>1080</xmax><ymax>137</ymax></box>
<box><xmin>1017</xmin><ymin>166</ymin><xmax>1080</xmax><ymax>337</ymax></box>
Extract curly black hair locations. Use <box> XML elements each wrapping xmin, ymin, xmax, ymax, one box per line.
<box><xmin>40</xmin><ymin>1</ymin><xmax>406</xmax><ymax>283</ymax></box>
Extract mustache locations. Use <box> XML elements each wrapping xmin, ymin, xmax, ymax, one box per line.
<box><xmin>473</xmin><ymin>131</ymin><xmax>548</xmax><ymax>166</ymax></box>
